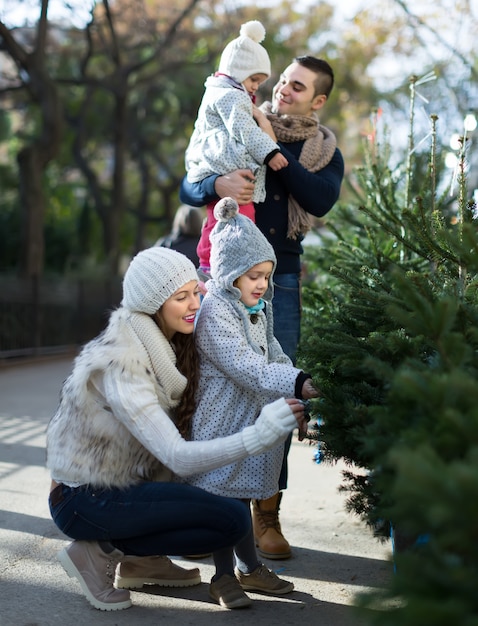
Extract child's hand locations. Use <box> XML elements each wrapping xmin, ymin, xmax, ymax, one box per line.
<box><xmin>301</xmin><ymin>378</ymin><xmax>320</xmax><ymax>399</ymax></box>
<box><xmin>268</xmin><ymin>152</ymin><xmax>288</xmax><ymax>171</ymax></box>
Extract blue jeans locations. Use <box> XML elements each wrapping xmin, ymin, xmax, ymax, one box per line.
<box><xmin>272</xmin><ymin>272</ymin><xmax>301</xmax><ymax>491</ymax></box>
<box><xmin>49</xmin><ymin>481</ymin><xmax>251</xmax><ymax>557</ymax></box>
<box><xmin>272</xmin><ymin>273</ymin><xmax>301</xmax><ymax>365</ymax></box>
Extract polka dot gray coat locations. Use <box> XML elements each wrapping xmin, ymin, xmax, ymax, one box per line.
<box><xmin>187</xmin><ymin>286</ymin><xmax>301</xmax><ymax>499</ymax></box>
<box><xmin>185</xmin><ymin>74</ymin><xmax>281</xmax><ymax>204</ymax></box>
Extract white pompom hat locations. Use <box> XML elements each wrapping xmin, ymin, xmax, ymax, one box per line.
<box><xmin>122</xmin><ymin>247</ymin><xmax>198</xmax><ymax>314</ymax></box>
<box><xmin>218</xmin><ymin>20</ymin><xmax>271</xmax><ymax>84</ymax></box>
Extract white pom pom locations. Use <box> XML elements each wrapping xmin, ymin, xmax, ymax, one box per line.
<box><xmin>240</xmin><ymin>20</ymin><xmax>266</xmax><ymax>43</ymax></box>
<box><xmin>213</xmin><ymin>197</ymin><xmax>239</xmax><ymax>222</ymax></box>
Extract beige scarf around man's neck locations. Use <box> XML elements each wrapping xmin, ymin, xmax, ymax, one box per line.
<box><xmin>261</xmin><ymin>101</ymin><xmax>337</xmax><ymax>239</ymax></box>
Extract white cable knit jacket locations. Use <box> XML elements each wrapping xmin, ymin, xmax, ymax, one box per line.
<box><xmin>46</xmin><ymin>307</ymin><xmax>290</xmax><ymax>489</ymax></box>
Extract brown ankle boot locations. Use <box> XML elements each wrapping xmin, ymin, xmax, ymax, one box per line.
<box><xmin>252</xmin><ymin>492</ymin><xmax>291</xmax><ymax>560</ymax></box>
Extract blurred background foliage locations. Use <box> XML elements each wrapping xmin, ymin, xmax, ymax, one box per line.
<box><xmin>0</xmin><ymin>0</ymin><xmax>476</xmax><ymax>277</ymax></box>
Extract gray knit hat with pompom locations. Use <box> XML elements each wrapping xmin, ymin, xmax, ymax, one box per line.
<box><xmin>122</xmin><ymin>247</ymin><xmax>198</xmax><ymax>314</ymax></box>
<box><xmin>209</xmin><ymin>197</ymin><xmax>276</xmax><ymax>299</ymax></box>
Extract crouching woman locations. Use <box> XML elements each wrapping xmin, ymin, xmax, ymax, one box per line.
<box><xmin>46</xmin><ymin>247</ymin><xmax>305</xmax><ymax>612</ymax></box>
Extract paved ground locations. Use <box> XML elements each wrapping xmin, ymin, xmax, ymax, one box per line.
<box><xmin>0</xmin><ymin>356</ymin><xmax>391</xmax><ymax>625</ymax></box>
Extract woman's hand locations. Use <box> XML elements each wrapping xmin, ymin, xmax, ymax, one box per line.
<box><xmin>284</xmin><ymin>398</ymin><xmax>309</xmax><ymax>441</ymax></box>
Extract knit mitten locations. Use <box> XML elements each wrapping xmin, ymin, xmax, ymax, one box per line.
<box><xmin>241</xmin><ymin>398</ymin><xmax>296</xmax><ymax>455</ymax></box>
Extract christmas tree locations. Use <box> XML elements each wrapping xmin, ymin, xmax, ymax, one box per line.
<box><xmin>298</xmin><ymin>77</ymin><xmax>478</xmax><ymax>623</ymax></box>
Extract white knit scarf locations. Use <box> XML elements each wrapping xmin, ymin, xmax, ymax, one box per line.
<box><xmin>128</xmin><ymin>312</ymin><xmax>187</xmax><ymax>409</ymax></box>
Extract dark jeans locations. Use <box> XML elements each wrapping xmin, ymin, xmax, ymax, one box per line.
<box><xmin>49</xmin><ymin>481</ymin><xmax>251</xmax><ymax>557</ymax></box>
<box><xmin>272</xmin><ymin>272</ymin><xmax>301</xmax><ymax>365</ymax></box>
<box><xmin>272</xmin><ymin>272</ymin><xmax>301</xmax><ymax>491</ymax></box>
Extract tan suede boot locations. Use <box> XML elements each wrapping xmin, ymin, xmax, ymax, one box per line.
<box><xmin>115</xmin><ymin>555</ymin><xmax>201</xmax><ymax>589</ymax></box>
<box><xmin>252</xmin><ymin>492</ymin><xmax>291</xmax><ymax>560</ymax></box>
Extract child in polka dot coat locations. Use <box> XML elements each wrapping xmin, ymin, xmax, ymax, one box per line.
<box><xmin>186</xmin><ymin>197</ymin><xmax>318</xmax><ymax>608</ymax></box>
<box><xmin>185</xmin><ymin>20</ymin><xmax>288</xmax><ymax>277</ymax></box>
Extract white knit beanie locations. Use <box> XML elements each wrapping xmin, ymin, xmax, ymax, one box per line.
<box><xmin>122</xmin><ymin>247</ymin><xmax>198</xmax><ymax>314</ymax></box>
<box><xmin>218</xmin><ymin>21</ymin><xmax>271</xmax><ymax>84</ymax></box>
<box><xmin>210</xmin><ymin>197</ymin><xmax>276</xmax><ymax>297</ymax></box>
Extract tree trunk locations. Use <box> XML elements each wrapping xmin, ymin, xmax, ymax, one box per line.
<box><xmin>0</xmin><ymin>10</ymin><xmax>63</xmax><ymax>278</ymax></box>
<box><xmin>17</xmin><ymin>145</ymin><xmax>47</xmax><ymax>277</ymax></box>
<box><xmin>17</xmin><ymin>74</ymin><xmax>63</xmax><ymax>277</ymax></box>
<box><xmin>103</xmin><ymin>91</ymin><xmax>127</xmax><ymax>275</ymax></box>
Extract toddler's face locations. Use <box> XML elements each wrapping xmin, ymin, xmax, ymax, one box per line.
<box><xmin>242</xmin><ymin>73</ymin><xmax>268</xmax><ymax>98</ymax></box>
<box><xmin>234</xmin><ymin>261</ymin><xmax>273</xmax><ymax>307</ymax></box>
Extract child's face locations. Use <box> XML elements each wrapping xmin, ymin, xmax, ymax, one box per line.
<box><xmin>242</xmin><ymin>73</ymin><xmax>268</xmax><ymax>98</ymax></box>
<box><xmin>234</xmin><ymin>261</ymin><xmax>273</xmax><ymax>307</ymax></box>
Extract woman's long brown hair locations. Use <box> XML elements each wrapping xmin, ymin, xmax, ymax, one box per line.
<box><xmin>153</xmin><ymin>311</ymin><xmax>199</xmax><ymax>439</ymax></box>
<box><xmin>171</xmin><ymin>331</ymin><xmax>199</xmax><ymax>438</ymax></box>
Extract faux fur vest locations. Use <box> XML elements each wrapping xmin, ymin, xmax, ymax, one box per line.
<box><xmin>46</xmin><ymin>308</ymin><xmax>181</xmax><ymax>488</ymax></box>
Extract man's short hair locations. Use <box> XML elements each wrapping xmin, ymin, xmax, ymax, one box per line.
<box><xmin>294</xmin><ymin>55</ymin><xmax>334</xmax><ymax>98</ymax></box>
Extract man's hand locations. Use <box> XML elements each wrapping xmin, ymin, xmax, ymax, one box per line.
<box><xmin>215</xmin><ymin>170</ymin><xmax>255</xmax><ymax>205</ymax></box>
<box><xmin>253</xmin><ymin>105</ymin><xmax>277</xmax><ymax>140</ymax></box>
